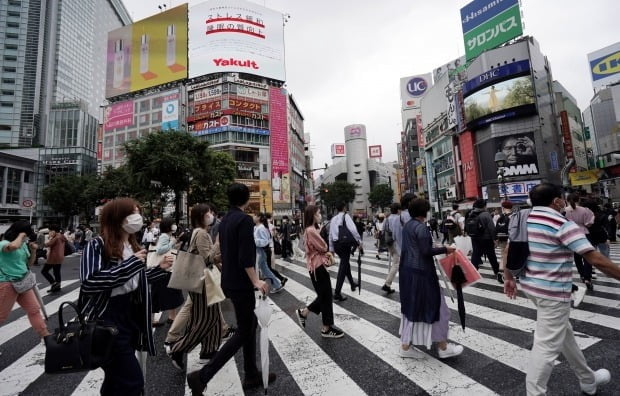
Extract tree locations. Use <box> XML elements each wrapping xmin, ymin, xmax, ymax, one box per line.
<box><xmin>503</xmin><ymin>78</ymin><xmax>534</xmax><ymax>108</ymax></box>
<box><xmin>189</xmin><ymin>150</ymin><xmax>236</xmax><ymax>212</ymax></box>
<box><xmin>42</xmin><ymin>174</ymin><xmax>98</xmax><ymax>225</ymax></box>
<box><xmin>368</xmin><ymin>184</ymin><xmax>394</xmax><ymax>212</ymax></box>
<box><xmin>319</xmin><ymin>181</ymin><xmax>357</xmax><ymax>214</ymax></box>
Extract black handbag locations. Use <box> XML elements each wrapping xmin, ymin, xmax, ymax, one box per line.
<box><xmin>44</xmin><ymin>301</ymin><xmax>118</xmax><ymax>374</ymax></box>
<box><xmin>336</xmin><ymin>214</ymin><xmax>356</xmax><ymax>246</ymax></box>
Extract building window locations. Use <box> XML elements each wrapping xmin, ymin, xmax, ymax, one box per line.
<box><xmin>3</xmin><ymin>56</ymin><xmax>17</xmax><ymax>62</ymax></box>
<box><xmin>0</xmin><ymin>102</ymin><xmax>14</xmax><ymax>107</ymax></box>
<box><xmin>0</xmin><ymin>167</ymin><xmax>4</xmax><ymax>202</ymax></box>
<box><xmin>1</xmin><ymin>90</ymin><xmax>14</xmax><ymax>96</ymax></box>
<box><xmin>7</xmin><ymin>11</ymin><xmax>20</xmax><ymax>17</ymax></box>
<box><xmin>5</xmin><ymin>44</ymin><xmax>18</xmax><ymax>50</ymax></box>
<box><xmin>3</xmin><ymin>67</ymin><xmax>16</xmax><ymax>73</ymax></box>
<box><xmin>24</xmin><ymin>171</ymin><xmax>32</xmax><ymax>183</ymax></box>
<box><xmin>6</xmin><ymin>168</ymin><xmax>21</xmax><ymax>204</ymax></box>
<box><xmin>7</xmin><ymin>22</ymin><xmax>19</xmax><ymax>28</ymax></box>
<box><xmin>2</xmin><ymin>78</ymin><xmax>15</xmax><ymax>84</ymax></box>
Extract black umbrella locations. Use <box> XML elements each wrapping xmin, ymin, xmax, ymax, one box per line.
<box><xmin>450</xmin><ymin>265</ymin><xmax>467</xmax><ymax>330</ymax></box>
<box><xmin>357</xmin><ymin>248</ymin><xmax>362</xmax><ymax>295</ymax></box>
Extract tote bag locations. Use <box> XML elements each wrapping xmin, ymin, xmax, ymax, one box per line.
<box><xmin>167</xmin><ymin>232</ymin><xmax>205</xmax><ymax>293</ymax></box>
<box><xmin>204</xmin><ymin>266</ymin><xmax>225</xmax><ymax>306</ymax></box>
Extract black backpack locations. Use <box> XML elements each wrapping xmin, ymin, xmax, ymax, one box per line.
<box><xmin>464</xmin><ymin>211</ymin><xmax>483</xmax><ymax>237</ymax></box>
<box><xmin>588</xmin><ymin>212</ymin><xmax>609</xmax><ymax>245</ymax></box>
<box><xmin>495</xmin><ymin>213</ymin><xmax>510</xmax><ymax>241</ymax></box>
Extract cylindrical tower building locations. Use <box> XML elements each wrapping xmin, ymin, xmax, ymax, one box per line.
<box><xmin>344</xmin><ymin>124</ymin><xmax>370</xmax><ymax>215</ymax></box>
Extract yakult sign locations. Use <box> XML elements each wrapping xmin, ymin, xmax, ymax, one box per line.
<box><xmin>400</xmin><ymin>73</ymin><xmax>432</xmax><ymax>110</ymax></box>
<box><xmin>189</xmin><ymin>0</ymin><xmax>286</xmax><ymax>81</ymax></box>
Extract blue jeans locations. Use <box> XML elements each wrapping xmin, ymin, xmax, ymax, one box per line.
<box><xmin>256</xmin><ymin>248</ymin><xmax>281</xmax><ymax>289</ymax></box>
<box><xmin>596</xmin><ymin>242</ymin><xmax>610</xmax><ymax>258</ymax></box>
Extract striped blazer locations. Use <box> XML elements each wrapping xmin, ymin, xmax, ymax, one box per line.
<box><xmin>78</xmin><ymin>237</ymin><xmax>168</xmax><ymax>355</ymax></box>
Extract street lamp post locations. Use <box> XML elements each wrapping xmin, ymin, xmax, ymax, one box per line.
<box><xmin>494</xmin><ymin>151</ymin><xmax>508</xmax><ymax>202</ymax></box>
<box><xmin>261</xmin><ymin>190</ymin><xmax>267</xmax><ymax>213</ymax></box>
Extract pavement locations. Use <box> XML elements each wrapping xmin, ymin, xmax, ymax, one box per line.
<box><xmin>0</xmin><ymin>236</ymin><xmax>619</xmax><ymax>395</ymax></box>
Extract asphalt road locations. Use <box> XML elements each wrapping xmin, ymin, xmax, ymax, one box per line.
<box><xmin>1</xmin><ymin>235</ymin><xmax>619</xmax><ymax>395</ymax></box>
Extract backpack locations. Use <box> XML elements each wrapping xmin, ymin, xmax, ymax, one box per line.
<box><xmin>464</xmin><ymin>211</ymin><xmax>483</xmax><ymax>237</ymax></box>
<box><xmin>588</xmin><ymin>212</ymin><xmax>609</xmax><ymax>245</ymax></box>
<box><xmin>506</xmin><ymin>209</ymin><xmax>531</xmax><ymax>277</ymax></box>
<box><xmin>495</xmin><ymin>213</ymin><xmax>510</xmax><ymax>241</ymax></box>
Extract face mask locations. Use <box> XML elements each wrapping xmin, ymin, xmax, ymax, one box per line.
<box><xmin>123</xmin><ymin>213</ymin><xmax>143</xmax><ymax>234</ymax></box>
<box><xmin>171</xmin><ymin>225</ymin><xmax>177</xmax><ymax>232</ymax></box>
<box><xmin>205</xmin><ymin>213</ymin><xmax>214</xmax><ymax>226</ymax></box>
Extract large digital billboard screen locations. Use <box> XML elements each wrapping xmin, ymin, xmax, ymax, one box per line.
<box><xmin>587</xmin><ymin>41</ymin><xmax>620</xmax><ymax>90</ymax></box>
<box><xmin>189</xmin><ymin>0</ymin><xmax>286</xmax><ymax>81</ymax></box>
<box><xmin>477</xmin><ymin>132</ymin><xmax>540</xmax><ymax>183</ymax></box>
<box><xmin>105</xmin><ymin>4</ymin><xmax>188</xmax><ymax>98</ymax></box>
<box><xmin>269</xmin><ymin>87</ymin><xmax>289</xmax><ymax>204</ymax></box>
<box><xmin>464</xmin><ymin>75</ymin><xmax>535</xmax><ymax>129</ymax></box>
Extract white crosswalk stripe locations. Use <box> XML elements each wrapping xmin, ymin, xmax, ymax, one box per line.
<box><xmin>0</xmin><ymin>242</ymin><xmax>618</xmax><ymax>396</ymax></box>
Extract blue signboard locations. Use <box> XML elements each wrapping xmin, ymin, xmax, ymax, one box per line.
<box><xmin>550</xmin><ymin>151</ymin><xmax>559</xmax><ymax>171</ymax></box>
<box><xmin>463</xmin><ymin>59</ymin><xmax>530</xmax><ymax>96</ymax></box>
<box><xmin>460</xmin><ymin>0</ymin><xmax>519</xmax><ymax>34</ymax></box>
<box><xmin>194</xmin><ymin>125</ymin><xmax>270</xmax><ymax>137</ymax></box>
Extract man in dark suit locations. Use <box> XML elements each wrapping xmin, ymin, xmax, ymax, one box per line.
<box><xmin>187</xmin><ymin>183</ymin><xmax>273</xmax><ymax>395</ymax></box>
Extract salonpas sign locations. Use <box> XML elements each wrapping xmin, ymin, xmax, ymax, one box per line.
<box><xmin>461</xmin><ymin>0</ymin><xmax>523</xmax><ymax>61</ymax></box>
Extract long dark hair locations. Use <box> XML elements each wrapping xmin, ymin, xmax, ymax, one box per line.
<box><xmin>191</xmin><ymin>203</ymin><xmax>212</xmax><ymax>229</ymax></box>
<box><xmin>2</xmin><ymin>220</ymin><xmax>35</xmax><ymax>242</ymax></box>
<box><xmin>567</xmin><ymin>193</ymin><xmax>579</xmax><ymax>210</ymax></box>
<box><xmin>100</xmin><ymin>198</ymin><xmax>141</xmax><ymax>259</ymax></box>
<box><xmin>304</xmin><ymin>205</ymin><xmax>320</xmax><ymax>229</ymax></box>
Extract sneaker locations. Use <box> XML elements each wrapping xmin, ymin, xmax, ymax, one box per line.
<box><xmin>585</xmin><ymin>280</ymin><xmax>594</xmax><ymax>291</ymax></box>
<box><xmin>572</xmin><ymin>286</ymin><xmax>587</xmax><ymax>308</ymax></box>
<box><xmin>580</xmin><ymin>369</ymin><xmax>611</xmax><ymax>395</ymax></box>
<box><xmin>221</xmin><ymin>326</ymin><xmax>236</xmax><ymax>342</ymax></box>
<box><xmin>243</xmin><ymin>372</ymin><xmax>276</xmax><ymax>389</ymax></box>
<box><xmin>295</xmin><ymin>309</ymin><xmax>307</xmax><ymax>329</ymax></box>
<box><xmin>437</xmin><ymin>343</ymin><xmax>464</xmax><ymax>359</ymax></box>
<box><xmin>270</xmin><ymin>285</ymin><xmax>284</xmax><ymax>294</ymax></box>
<box><xmin>398</xmin><ymin>347</ymin><xmax>425</xmax><ymax>359</ymax></box>
<box><xmin>381</xmin><ymin>284</ymin><xmax>396</xmax><ymax>294</ymax></box>
<box><xmin>496</xmin><ymin>273</ymin><xmax>504</xmax><ymax>284</ymax></box>
<box><xmin>186</xmin><ymin>371</ymin><xmax>206</xmax><ymax>396</ymax></box>
<box><xmin>321</xmin><ymin>326</ymin><xmax>344</xmax><ymax>338</ymax></box>
<box><xmin>170</xmin><ymin>351</ymin><xmax>185</xmax><ymax>371</ymax></box>
<box><xmin>281</xmin><ymin>278</ymin><xmax>288</xmax><ymax>287</ymax></box>
<box><xmin>333</xmin><ymin>294</ymin><xmax>347</xmax><ymax>302</ymax></box>
<box><xmin>198</xmin><ymin>351</ymin><xmax>215</xmax><ymax>364</ymax></box>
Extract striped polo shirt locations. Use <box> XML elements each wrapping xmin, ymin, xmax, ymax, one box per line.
<box><xmin>520</xmin><ymin>206</ymin><xmax>594</xmax><ymax>302</ymax></box>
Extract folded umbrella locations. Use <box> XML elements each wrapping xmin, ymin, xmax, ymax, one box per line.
<box><xmin>357</xmin><ymin>249</ymin><xmax>362</xmax><ymax>295</ymax></box>
<box><xmin>32</xmin><ymin>282</ymin><xmax>48</xmax><ymax>320</ymax></box>
<box><xmin>450</xmin><ymin>264</ymin><xmax>468</xmax><ymax>330</ymax></box>
<box><xmin>254</xmin><ymin>294</ymin><xmax>273</xmax><ymax>394</ymax></box>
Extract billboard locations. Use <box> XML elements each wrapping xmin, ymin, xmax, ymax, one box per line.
<box><xmin>461</xmin><ymin>0</ymin><xmax>522</xmax><ymax>61</ymax></box>
<box><xmin>331</xmin><ymin>143</ymin><xmax>346</xmax><ymax>158</ymax></box>
<box><xmin>369</xmin><ymin>145</ymin><xmax>382</xmax><ymax>158</ymax></box>
<box><xmin>400</xmin><ymin>74</ymin><xmax>432</xmax><ymax>110</ymax></box>
<box><xmin>464</xmin><ymin>75</ymin><xmax>535</xmax><ymax>129</ymax></box>
<box><xmin>104</xmin><ymin>100</ymin><xmax>134</xmax><ymax>131</ymax></box>
<box><xmin>269</xmin><ymin>87</ymin><xmax>290</xmax><ymax>204</ymax></box>
<box><xmin>189</xmin><ymin>0</ymin><xmax>286</xmax><ymax>81</ymax></box>
<box><xmin>587</xmin><ymin>41</ymin><xmax>620</xmax><ymax>90</ymax></box>
<box><xmin>105</xmin><ymin>4</ymin><xmax>188</xmax><ymax>98</ymax></box>
<box><xmin>477</xmin><ymin>132</ymin><xmax>539</xmax><ymax>183</ymax></box>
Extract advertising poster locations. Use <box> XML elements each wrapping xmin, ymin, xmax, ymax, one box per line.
<box><xmin>587</xmin><ymin>41</ymin><xmax>620</xmax><ymax>90</ymax></box>
<box><xmin>259</xmin><ymin>180</ymin><xmax>273</xmax><ymax>213</ymax></box>
<box><xmin>104</xmin><ymin>100</ymin><xmax>134</xmax><ymax>131</ymax></box>
<box><xmin>161</xmin><ymin>99</ymin><xmax>179</xmax><ymax>130</ymax></box>
<box><xmin>189</xmin><ymin>0</ymin><xmax>286</xmax><ymax>81</ymax></box>
<box><xmin>269</xmin><ymin>87</ymin><xmax>289</xmax><ymax>204</ymax></box>
<box><xmin>331</xmin><ymin>143</ymin><xmax>346</xmax><ymax>158</ymax></box>
<box><xmin>369</xmin><ymin>145</ymin><xmax>382</xmax><ymax>158</ymax></box>
<box><xmin>477</xmin><ymin>132</ymin><xmax>539</xmax><ymax>182</ymax></box>
<box><xmin>464</xmin><ymin>75</ymin><xmax>535</xmax><ymax>128</ymax></box>
<box><xmin>461</xmin><ymin>0</ymin><xmax>522</xmax><ymax>61</ymax></box>
<box><xmin>105</xmin><ymin>4</ymin><xmax>188</xmax><ymax>98</ymax></box>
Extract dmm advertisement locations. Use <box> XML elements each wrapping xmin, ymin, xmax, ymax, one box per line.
<box><xmin>464</xmin><ymin>75</ymin><xmax>535</xmax><ymax>129</ymax></box>
<box><xmin>269</xmin><ymin>87</ymin><xmax>290</xmax><ymax>204</ymax></box>
<box><xmin>477</xmin><ymin>132</ymin><xmax>539</xmax><ymax>183</ymax></box>
<box><xmin>105</xmin><ymin>4</ymin><xmax>188</xmax><ymax>98</ymax></box>
<box><xmin>461</xmin><ymin>0</ymin><xmax>522</xmax><ymax>61</ymax></box>
<box><xmin>189</xmin><ymin>0</ymin><xmax>286</xmax><ymax>81</ymax></box>
<box><xmin>587</xmin><ymin>41</ymin><xmax>620</xmax><ymax>90</ymax></box>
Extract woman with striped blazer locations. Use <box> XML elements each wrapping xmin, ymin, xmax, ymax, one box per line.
<box><xmin>78</xmin><ymin>198</ymin><xmax>172</xmax><ymax>396</ymax></box>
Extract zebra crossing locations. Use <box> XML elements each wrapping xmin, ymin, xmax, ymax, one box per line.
<box><xmin>1</xmin><ymin>244</ymin><xmax>619</xmax><ymax>396</ymax></box>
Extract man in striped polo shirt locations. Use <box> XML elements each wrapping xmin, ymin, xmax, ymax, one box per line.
<box><xmin>503</xmin><ymin>183</ymin><xmax>620</xmax><ymax>396</ymax></box>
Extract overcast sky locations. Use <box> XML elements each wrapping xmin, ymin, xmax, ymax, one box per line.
<box><xmin>123</xmin><ymin>0</ymin><xmax>618</xmax><ymax>174</ymax></box>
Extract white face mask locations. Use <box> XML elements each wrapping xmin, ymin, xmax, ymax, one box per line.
<box><xmin>122</xmin><ymin>213</ymin><xmax>143</xmax><ymax>234</ymax></box>
<box><xmin>171</xmin><ymin>225</ymin><xmax>178</xmax><ymax>232</ymax></box>
<box><xmin>205</xmin><ymin>213</ymin><xmax>214</xmax><ymax>226</ymax></box>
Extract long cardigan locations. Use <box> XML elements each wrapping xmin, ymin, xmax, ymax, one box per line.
<box><xmin>399</xmin><ymin>219</ymin><xmax>447</xmax><ymax>324</ymax></box>
<box><xmin>78</xmin><ymin>237</ymin><xmax>168</xmax><ymax>355</ymax></box>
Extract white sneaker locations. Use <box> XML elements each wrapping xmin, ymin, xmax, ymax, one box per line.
<box><xmin>580</xmin><ymin>369</ymin><xmax>610</xmax><ymax>395</ymax></box>
<box><xmin>438</xmin><ymin>343</ymin><xmax>464</xmax><ymax>359</ymax></box>
<box><xmin>572</xmin><ymin>286</ymin><xmax>587</xmax><ymax>308</ymax></box>
<box><xmin>398</xmin><ymin>347</ymin><xmax>425</xmax><ymax>359</ymax></box>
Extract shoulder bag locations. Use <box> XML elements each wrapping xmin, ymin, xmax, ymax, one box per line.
<box><xmin>44</xmin><ymin>301</ymin><xmax>118</xmax><ymax>374</ymax></box>
<box><xmin>204</xmin><ymin>265</ymin><xmax>225</xmax><ymax>306</ymax></box>
<box><xmin>0</xmin><ymin>260</ymin><xmax>36</xmax><ymax>294</ymax></box>
<box><xmin>167</xmin><ymin>231</ymin><xmax>206</xmax><ymax>293</ymax></box>
<box><xmin>336</xmin><ymin>214</ymin><xmax>356</xmax><ymax>246</ymax></box>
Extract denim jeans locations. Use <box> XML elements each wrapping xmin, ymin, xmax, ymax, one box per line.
<box><xmin>256</xmin><ymin>248</ymin><xmax>281</xmax><ymax>289</ymax></box>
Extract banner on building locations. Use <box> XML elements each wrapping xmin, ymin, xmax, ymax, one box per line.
<box><xmin>189</xmin><ymin>0</ymin><xmax>286</xmax><ymax>81</ymax></box>
<box><xmin>331</xmin><ymin>143</ymin><xmax>346</xmax><ymax>158</ymax></box>
<box><xmin>587</xmin><ymin>42</ymin><xmax>620</xmax><ymax>90</ymax></box>
<box><xmin>105</xmin><ymin>4</ymin><xmax>188</xmax><ymax>98</ymax></box>
<box><xmin>477</xmin><ymin>132</ymin><xmax>539</xmax><ymax>183</ymax></box>
<box><xmin>369</xmin><ymin>145</ymin><xmax>382</xmax><ymax>158</ymax></box>
<box><xmin>104</xmin><ymin>100</ymin><xmax>134</xmax><ymax>131</ymax></box>
<box><xmin>569</xmin><ymin>170</ymin><xmax>602</xmax><ymax>186</ymax></box>
<box><xmin>461</xmin><ymin>0</ymin><xmax>522</xmax><ymax>61</ymax></box>
<box><xmin>400</xmin><ymin>74</ymin><xmax>432</xmax><ymax>110</ymax></box>
<box><xmin>269</xmin><ymin>87</ymin><xmax>290</xmax><ymax>204</ymax></box>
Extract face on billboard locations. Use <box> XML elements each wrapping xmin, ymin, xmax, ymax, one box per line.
<box><xmin>478</xmin><ymin>132</ymin><xmax>539</xmax><ymax>182</ymax></box>
<box><xmin>105</xmin><ymin>4</ymin><xmax>188</xmax><ymax>98</ymax></box>
<box><xmin>464</xmin><ymin>75</ymin><xmax>534</xmax><ymax>127</ymax></box>
<box><xmin>189</xmin><ymin>0</ymin><xmax>285</xmax><ymax>81</ymax></box>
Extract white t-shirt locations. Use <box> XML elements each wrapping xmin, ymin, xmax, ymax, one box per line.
<box><xmin>110</xmin><ymin>242</ymin><xmax>140</xmax><ymax>296</ymax></box>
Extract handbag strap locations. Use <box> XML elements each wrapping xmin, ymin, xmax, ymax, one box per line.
<box><xmin>58</xmin><ymin>301</ymin><xmax>85</xmax><ymax>329</ymax></box>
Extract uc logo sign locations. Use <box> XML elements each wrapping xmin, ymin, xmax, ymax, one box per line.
<box><xmin>407</xmin><ymin>77</ymin><xmax>428</xmax><ymax>97</ymax></box>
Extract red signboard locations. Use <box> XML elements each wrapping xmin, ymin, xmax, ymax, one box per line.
<box><xmin>269</xmin><ymin>87</ymin><xmax>290</xmax><ymax>204</ymax></box>
<box><xmin>193</xmin><ymin>116</ymin><xmax>230</xmax><ymax>131</ymax></box>
<box><xmin>416</xmin><ymin>114</ymin><xmax>425</xmax><ymax>148</ymax></box>
<box><xmin>369</xmin><ymin>145</ymin><xmax>382</xmax><ymax>158</ymax></box>
<box><xmin>459</xmin><ymin>130</ymin><xmax>480</xmax><ymax>199</ymax></box>
<box><xmin>560</xmin><ymin>111</ymin><xmax>574</xmax><ymax>159</ymax></box>
<box><xmin>229</xmin><ymin>98</ymin><xmax>263</xmax><ymax>113</ymax></box>
<box><xmin>193</xmin><ymin>100</ymin><xmax>222</xmax><ymax>115</ymax></box>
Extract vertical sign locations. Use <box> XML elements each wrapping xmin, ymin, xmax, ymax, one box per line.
<box><xmin>416</xmin><ymin>115</ymin><xmax>425</xmax><ymax>148</ymax></box>
<box><xmin>269</xmin><ymin>87</ymin><xmax>290</xmax><ymax>204</ymax></box>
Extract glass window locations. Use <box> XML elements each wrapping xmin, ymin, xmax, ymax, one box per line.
<box><xmin>0</xmin><ymin>166</ymin><xmax>4</xmax><ymax>202</ymax></box>
<box><xmin>24</xmin><ymin>171</ymin><xmax>31</xmax><ymax>183</ymax></box>
<box><xmin>6</xmin><ymin>168</ymin><xmax>21</xmax><ymax>204</ymax></box>
<box><xmin>140</xmin><ymin>100</ymin><xmax>150</xmax><ymax>112</ymax></box>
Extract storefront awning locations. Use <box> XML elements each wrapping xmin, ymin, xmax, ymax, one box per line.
<box><xmin>569</xmin><ymin>170</ymin><xmax>602</xmax><ymax>186</ymax></box>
